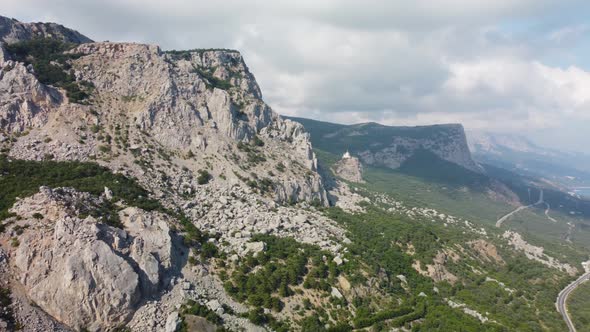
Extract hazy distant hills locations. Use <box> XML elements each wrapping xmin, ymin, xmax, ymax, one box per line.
<box><xmin>468</xmin><ymin>131</ymin><xmax>590</xmax><ymax>188</ymax></box>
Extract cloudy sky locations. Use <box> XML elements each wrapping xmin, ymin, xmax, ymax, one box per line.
<box><xmin>4</xmin><ymin>0</ymin><xmax>590</xmax><ymax>151</ymax></box>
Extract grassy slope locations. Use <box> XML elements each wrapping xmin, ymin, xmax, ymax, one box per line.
<box><xmin>569</xmin><ymin>280</ymin><xmax>590</xmax><ymax>332</ymax></box>
<box><xmin>317</xmin><ymin>150</ymin><xmax>582</xmax><ymax>331</ymax></box>
<box><xmin>318</xmin><ymin>147</ymin><xmax>590</xmax><ymax>263</ymax></box>
<box><xmin>315</xmin><ymin>147</ymin><xmax>590</xmax><ymax>330</ymax></box>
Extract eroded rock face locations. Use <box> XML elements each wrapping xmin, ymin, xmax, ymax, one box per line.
<box><xmin>0</xmin><ymin>61</ymin><xmax>61</xmax><ymax>132</ymax></box>
<box><xmin>332</xmin><ymin>153</ymin><xmax>364</xmax><ymax>183</ymax></box>
<box><xmin>8</xmin><ymin>187</ymin><xmax>179</xmax><ymax>331</ymax></box>
<box><xmin>503</xmin><ymin>231</ymin><xmax>577</xmax><ymax>276</ymax></box>
<box><xmin>412</xmin><ymin>250</ymin><xmax>459</xmax><ymax>284</ymax></box>
<box><xmin>0</xmin><ymin>38</ymin><xmax>328</xmax><ymax>205</ymax></box>
<box><xmin>71</xmin><ymin>42</ymin><xmax>271</xmax><ymax>146</ymax></box>
<box><xmin>356</xmin><ymin>124</ymin><xmax>481</xmax><ymax>173</ymax></box>
<box><xmin>0</xmin><ymin>15</ymin><xmax>92</xmax><ymax>44</ymax></box>
<box><xmin>120</xmin><ymin>207</ymin><xmax>176</xmax><ymax>294</ymax></box>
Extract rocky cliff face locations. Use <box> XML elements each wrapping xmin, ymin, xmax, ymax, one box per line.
<box><xmin>356</xmin><ymin>124</ymin><xmax>481</xmax><ymax>173</ymax></box>
<box><xmin>0</xmin><ymin>15</ymin><xmax>92</xmax><ymax>44</ymax></box>
<box><xmin>332</xmin><ymin>152</ymin><xmax>364</xmax><ymax>183</ymax></box>
<box><xmin>0</xmin><ymin>15</ymin><xmax>578</xmax><ymax>332</ymax></box>
<box><xmin>7</xmin><ymin>187</ymin><xmax>182</xmax><ymax>331</ymax></box>
<box><xmin>0</xmin><ymin>16</ymin><xmax>327</xmax><ymax>206</ymax></box>
<box><xmin>0</xmin><ymin>17</ymin><xmax>339</xmax><ymax>331</ymax></box>
<box><xmin>287</xmin><ymin>117</ymin><xmax>482</xmax><ymax>173</ymax></box>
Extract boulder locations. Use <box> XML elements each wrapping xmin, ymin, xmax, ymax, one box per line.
<box><xmin>165</xmin><ymin>311</ymin><xmax>180</xmax><ymax>332</ymax></box>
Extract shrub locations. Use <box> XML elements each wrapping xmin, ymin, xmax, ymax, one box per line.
<box><xmin>90</xmin><ymin>125</ymin><xmax>100</xmax><ymax>133</ymax></box>
<box><xmin>98</xmin><ymin>145</ymin><xmax>111</xmax><ymax>153</ymax></box>
<box><xmin>197</xmin><ymin>169</ymin><xmax>211</xmax><ymax>185</ymax></box>
<box><xmin>4</xmin><ymin>38</ymin><xmax>93</xmax><ymax>104</ymax></box>
<box><xmin>192</xmin><ymin>66</ymin><xmax>232</xmax><ymax>90</ymax></box>
<box><xmin>248</xmin><ymin>308</ymin><xmax>268</xmax><ymax>325</ymax></box>
<box><xmin>252</xmin><ymin>135</ymin><xmax>264</xmax><ymax>147</ymax></box>
<box><xmin>10</xmin><ymin>237</ymin><xmax>19</xmax><ymax>247</ymax></box>
<box><xmin>178</xmin><ymin>300</ymin><xmax>224</xmax><ymax>331</ymax></box>
<box><xmin>200</xmin><ymin>242</ymin><xmax>218</xmax><ymax>260</ymax></box>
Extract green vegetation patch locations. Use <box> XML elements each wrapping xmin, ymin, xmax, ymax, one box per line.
<box><xmin>222</xmin><ymin>235</ymin><xmax>338</xmax><ymax>310</ymax></box>
<box><xmin>177</xmin><ymin>300</ymin><xmax>226</xmax><ymax>332</ymax></box>
<box><xmin>569</xmin><ymin>280</ymin><xmax>590</xmax><ymax>332</ymax></box>
<box><xmin>5</xmin><ymin>38</ymin><xmax>94</xmax><ymax>103</ymax></box>
<box><xmin>0</xmin><ymin>155</ymin><xmax>160</xmax><ymax>224</ymax></box>
<box><xmin>220</xmin><ymin>234</ymin><xmax>343</xmax><ymax>330</ymax></box>
<box><xmin>164</xmin><ymin>48</ymin><xmax>240</xmax><ymax>61</ymax></box>
<box><xmin>192</xmin><ymin>66</ymin><xmax>232</xmax><ymax>90</ymax></box>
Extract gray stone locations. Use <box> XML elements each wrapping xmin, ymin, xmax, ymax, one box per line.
<box><xmin>331</xmin><ymin>287</ymin><xmax>343</xmax><ymax>299</ymax></box>
<box><xmin>104</xmin><ymin>187</ymin><xmax>113</xmax><ymax>200</ymax></box>
<box><xmin>333</xmin><ymin>152</ymin><xmax>364</xmax><ymax>183</ymax></box>
<box><xmin>207</xmin><ymin>299</ymin><xmax>221</xmax><ymax>312</ymax></box>
<box><xmin>165</xmin><ymin>311</ymin><xmax>180</xmax><ymax>332</ymax></box>
<box><xmin>244</xmin><ymin>241</ymin><xmax>266</xmax><ymax>257</ymax></box>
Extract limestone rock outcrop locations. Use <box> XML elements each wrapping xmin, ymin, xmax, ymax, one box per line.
<box><xmin>0</xmin><ymin>23</ymin><xmax>328</xmax><ymax>205</ymax></box>
<box><xmin>0</xmin><ymin>61</ymin><xmax>62</xmax><ymax>132</ymax></box>
<box><xmin>0</xmin><ymin>15</ymin><xmax>92</xmax><ymax>45</ymax></box>
<box><xmin>0</xmin><ymin>16</ymin><xmax>347</xmax><ymax>331</ymax></box>
<box><xmin>332</xmin><ymin>151</ymin><xmax>364</xmax><ymax>183</ymax></box>
<box><xmin>7</xmin><ymin>187</ymin><xmax>181</xmax><ymax>331</ymax></box>
<box><xmin>355</xmin><ymin>124</ymin><xmax>481</xmax><ymax>173</ymax></box>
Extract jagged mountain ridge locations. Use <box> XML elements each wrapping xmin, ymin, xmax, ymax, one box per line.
<box><xmin>286</xmin><ymin>116</ymin><xmax>481</xmax><ymax>173</ymax></box>
<box><xmin>0</xmin><ymin>16</ymin><xmax>92</xmax><ymax>44</ymax></box>
<box><xmin>0</xmin><ymin>15</ymin><xmax>588</xmax><ymax>332</ymax></box>
<box><xmin>0</xmin><ymin>15</ymin><xmax>346</xmax><ymax>331</ymax></box>
<box><xmin>0</xmin><ymin>16</ymin><xmax>327</xmax><ymax>205</ymax></box>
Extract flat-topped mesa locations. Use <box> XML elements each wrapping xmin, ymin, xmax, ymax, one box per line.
<box><xmin>355</xmin><ymin>123</ymin><xmax>481</xmax><ymax>173</ymax></box>
<box><xmin>289</xmin><ymin>116</ymin><xmax>482</xmax><ymax>174</ymax></box>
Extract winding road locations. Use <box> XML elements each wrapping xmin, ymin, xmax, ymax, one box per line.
<box><xmin>494</xmin><ymin>188</ymin><xmax>589</xmax><ymax>331</ymax></box>
<box><xmin>496</xmin><ymin>189</ymin><xmax>544</xmax><ymax>227</ymax></box>
<box><xmin>556</xmin><ymin>271</ymin><xmax>590</xmax><ymax>332</ymax></box>
<box><xmin>544</xmin><ymin>202</ymin><xmax>557</xmax><ymax>223</ymax></box>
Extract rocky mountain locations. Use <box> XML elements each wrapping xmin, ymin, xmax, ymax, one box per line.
<box><xmin>0</xmin><ymin>15</ymin><xmax>589</xmax><ymax>332</ymax></box>
<box><xmin>287</xmin><ymin>117</ymin><xmax>481</xmax><ymax>173</ymax></box>
<box><xmin>0</xmin><ymin>17</ymin><xmax>326</xmax><ymax>205</ymax></box>
<box><xmin>0</xmin><ymin>15</ymin><xmax>341</xmax><ymax>331</ymax></box>
<box><xmin>332</xmin><ymin>151</ymin><xmax>364</xmax><ymax>183</ymax></box>
<box><xmin>0</xmin><ymin>15</ymin><xmax>91</xmax><ymax>55</ymax></box>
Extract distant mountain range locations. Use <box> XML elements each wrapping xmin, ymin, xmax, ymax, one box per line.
<box><xmin>286</xmin><ymin>116</ymin><xmax>480</xmax><ymax>172</ymax></box>
<box><xmin>288</xmin><ymin>116</ymin><xmax>590</xmax><ymax>217</ymax></box>
<box><xmin>467</xmin><ymin>131</ymin><xmax>590</xmax><ymax>189</ymax></box>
